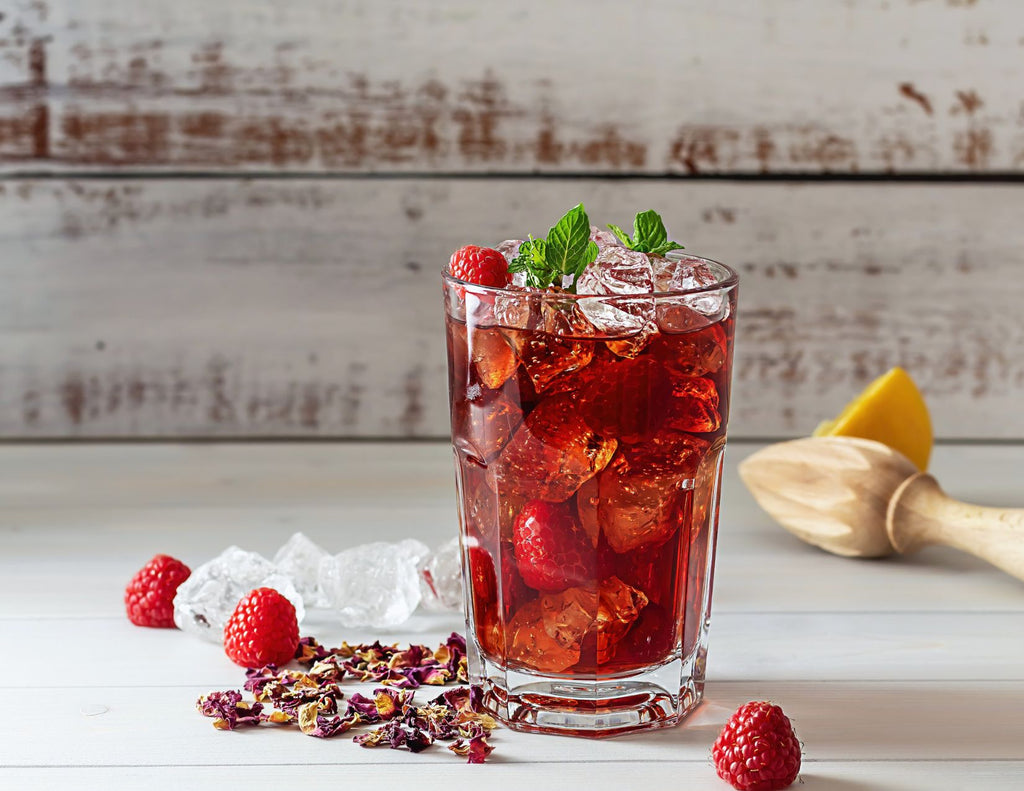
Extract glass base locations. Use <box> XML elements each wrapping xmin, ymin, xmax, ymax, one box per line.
<box><xmin>474</xmin><ymin>648</ymin><xmax>707</xmax><ymax>738</ymax></box>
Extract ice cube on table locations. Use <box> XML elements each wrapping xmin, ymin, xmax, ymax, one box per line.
<box><xmin>272</xmin><ymin>532</ymin><xmax>330</xmax><ymax>607</ymax></box>
<box><xmin>318</xmin><ymin>539</ymin><xmax>430</xmax><ymax>628</ymax></box>
<box><xmin>419</xmin><ymin>536</ymin><xmax>464</xmax><ymax>612</ymax></box>
<box><xmin>577</xmin><ymin>247</ymin><xmax>655</xmax><ymax>339</ymax></box>
<box><xmin>173</xmin><ymin>546</ymin><xmax>306</xmax><ymax>642</ymax></box>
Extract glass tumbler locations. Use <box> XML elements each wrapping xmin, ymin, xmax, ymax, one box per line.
<box><xmin>443</xmin><ymin>256</ymin><xmax>738</xmax><ymax>736</ymax></box>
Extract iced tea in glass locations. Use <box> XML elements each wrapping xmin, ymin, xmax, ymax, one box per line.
<box><xmin>443</xmin><ymin>245</ymin><xmax>738</xmax><ymax>737</ymax></box>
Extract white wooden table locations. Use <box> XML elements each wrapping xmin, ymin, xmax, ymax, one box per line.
<box><xmin>1</xmin><ymin>441</ymin><xmax>1022</xmax><ymax>790</ymax></box>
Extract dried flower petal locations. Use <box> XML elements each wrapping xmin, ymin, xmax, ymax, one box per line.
<box><xmin>449</xmin><ymin>731</ymin><xmax>495</xmax><ymax>763</ymax></box>
<box><xmin>196</xmin><ymin>634</ymin><xmax>493</xmax><ymax>761</ymax></box>
<box><xmin>196</xmin><ymin>690</ymin><xmax>283</xmax><ymax>730</ymax></box>
<box><xmin>354</xmin><ymin>720</ymin><xmax>435</xmax><ymax>753</ymax></box>
<box><xmin>298</xmin><ymin>700</ymin><xmax>361</xmax><ymax>738</ymax></box>
<box><xmin>376</xmin><ymin>688</ymin><xmax>413</xmax><ymax>720</ymax></box>
<box><xmin>295</xmin><ymin>636</ymin><xmax>330</xmax><ymax>665</ymax></box>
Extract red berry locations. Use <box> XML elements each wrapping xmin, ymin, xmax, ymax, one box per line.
<box><xmin>513</xmin><ymin>500</ymin><xmax>593</xmax><ymax>592</ymax></box>
<box><xmin>124</xmin><ymin>554</ymin><xmax>191</xmax><ymax>628</ymax></box>
<box><xmin>468</xmin><ymin>542</ymin><xmax>532</xmax><ymax>617</ymax></box>
<box><xmin>713</xmin><ymin>701</ymin><xmax>802</xmax><ymax>791</ymax></box>
<box><xmin>448</xmin><ymin>245</ymin><xmax>510</xmax><ymax>288</ymax></box>
<box><xmin>223</xmin><ymin>587</ymin><xmax>300</xmax><ymax>668</ymax></box>
<box><xmin>499</xmin><ymin>542</ymin><xmax>532</xmax><ymax>614</ymax></box>
<box><xmin>468</xmin><ymin>545</ymin><xmax>498</xmax><ymax>605</ymax></box>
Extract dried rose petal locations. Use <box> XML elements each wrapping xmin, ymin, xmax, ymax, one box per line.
<box><xmin>195</xmin><ymin>690</ymin><xmax>286</xmax><ymax>730</ymax></box>
<box><xmin>354</xmin><ymin>720</ymin><xmax>435</xmax><ymax>753</ymax></box>
<box><xmin>298</xmin><ymin>701</ymin><xmax>361</xmax><ymax>738</ymax></box>
<box><xmin>197</xmin><ymin>634</ymin><xmax>493</xmax><ymax>761</ymax></box>
<box><xmin>346</xmin><ymin>688</ymin><xmax>411</xmax><ymax>722</ymax></box>
<box><xmin>449</xmin><ymin>724</ymin><xmax>495</xmax><ymax>764</ymax></box>
<box><xmin>295</xmin><ymin>636</ymin><xmax>329</xmax><ymax>665</ymax></box>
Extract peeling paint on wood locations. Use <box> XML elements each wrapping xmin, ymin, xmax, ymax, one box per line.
<box><xmin>1</xmin><ymin>178</ymin><xmax>1023</xmax><ymax>439</ymax></box>
<box><xmin>3</xmin><ymin>0</ymin><xmax>1024</xmax><ymax>173</ymax></box>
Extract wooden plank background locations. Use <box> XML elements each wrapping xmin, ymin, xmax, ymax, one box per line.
<box><xmin>1</xmin><ymin>0</ymin><xmax>1023</xmax><ymax>438</ymax></box>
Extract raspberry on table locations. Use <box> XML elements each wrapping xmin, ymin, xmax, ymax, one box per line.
<box><xmin>448</xmin><ymin>245</ymin><xmax>511</xmax><ymax>288</ymax></box>
<box><xmin>124</xmin><ymin>554</ymin><xmax>191</xmax><ymax>628</ymax></box>
<box><xmin>713</xmin><ymin>701</ymin><xmax>802</xmax><ymax>791</ymax></box>
<box><xmin>512</xmin><ymin>500</ymin><xmax>593</xmax><ymax>592</ymax></box>
<box><xmin>224</xmin><ymin>587</ymin><xmax>300</xmax><ymax>668</ymax></box>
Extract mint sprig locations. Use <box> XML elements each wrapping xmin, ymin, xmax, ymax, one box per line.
<box><xmin>608</xmin><ymin>209</ymin><xmax>684</xmax><ymax>256</ymax></box>
<box><xmin>508</xmin><ymin>204</ymin><xmax>599</xmax><ymax>292</ymax></box>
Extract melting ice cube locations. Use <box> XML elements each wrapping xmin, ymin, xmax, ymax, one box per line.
<box><xmin>272</xmin><ymin>532</ymin><xmax>330</xmax><ymax>607</ymax></box>
<box><xmin>173</xmin><ymin>546</ymin><xmax>305</xmax><ymax>642</ymax></box>
<box><xmin>419</xmin><ymin>536</ymin><xmax>464</xmax><ymax>612</ymax></box>
<box><xmin>318</xmin><ymin>539</ymin><xmax>430</xmax><ymax>628</ymax></box>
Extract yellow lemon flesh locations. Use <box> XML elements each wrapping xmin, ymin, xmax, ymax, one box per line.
<box><xmin>813</xmin><ymin>367</ymin><xmax>932</xmax><ymax>471</ymax></box>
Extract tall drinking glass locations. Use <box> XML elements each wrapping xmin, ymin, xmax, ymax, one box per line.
<box><xmin>443</xmin><ymin>255</ymin><xmax>738</xmax><ymax>736</ymax></box>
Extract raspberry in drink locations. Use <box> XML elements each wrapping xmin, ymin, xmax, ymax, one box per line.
<box><xmin>443</xmin><ymin>206</ymin><xmax>738</xmax><ymax>736</ymax></box>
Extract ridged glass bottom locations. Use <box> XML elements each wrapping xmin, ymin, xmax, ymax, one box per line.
<box><xmin>471</xmin><ymin>627</ymin><xmax>710</xmax><ymax>738</ymax></box>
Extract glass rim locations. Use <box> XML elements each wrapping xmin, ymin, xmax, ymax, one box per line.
<box><xmin>441</xmin><ymin>253</ymin><xmax>739</xmax><ymax>300</ymax></box>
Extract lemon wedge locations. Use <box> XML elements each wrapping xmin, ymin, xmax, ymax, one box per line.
<box><xmin>813</xmin><ymin>367</ymin><xmax>932</xmax><ymax>470</ymax></box>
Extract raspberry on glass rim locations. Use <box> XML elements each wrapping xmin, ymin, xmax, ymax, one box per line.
<box><xmin>448</xmin><ymin>245</ymin><xmax>511</xmax><ymax>288</ymax></box>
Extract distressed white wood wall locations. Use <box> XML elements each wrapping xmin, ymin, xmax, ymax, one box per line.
<box><xmin>1</xmin><ymin>0</ymin><xmax>1023</xmax><ymax>438</ymax></box>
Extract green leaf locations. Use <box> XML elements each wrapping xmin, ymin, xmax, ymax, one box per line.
<box><xmin>545</xmin><ymin>204</ymin><xmax>593</xmax><ymax>278</ymax></box>
<box><xmin>512</xmin><ymin>237</ymin><xmax>558</xmax><ymax>288</ymax></box>
<box><xmin>607</xmin><ymin>223</ymin><xmax>634</xmax><ymax>248</ymax></box>
<box><xmin>570</xmin><ymin>240</ymin><xmax>600</xmax><ymax>291</ymax></box>
<box><xmin>632</xmin><ymin>210</ymin><xmax>668</xmax><ymax>253</ymax></box>
<box><xmin>648</xmin><ymin>241</ymin><xmax>685</xmax><ymax>256</ymax></box>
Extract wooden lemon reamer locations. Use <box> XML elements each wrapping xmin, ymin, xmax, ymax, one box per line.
<box><xmin>738</xmin><ymin>436</ymin><xmax>1024</xmax><ymax>582</ymax></box>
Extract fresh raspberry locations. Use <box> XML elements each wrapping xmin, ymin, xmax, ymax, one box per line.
<box><xmin>512</xmin><ymin>500</ymin><xmax>593</xmax><ymax>592</ymax></box>
<box><xmin>713</xmin><ymin>701</ymin><xmax>802</xmax><ymax>791</ymax></box>
<box><xmin>223</xmin><ymin>587</ymin><xmax>300</xmax><ymax>668</ymax></box>
<box><xmin>468</xmin><ymin>543</ymin><xmax>531</xmax><ymax>616</ymax></box>
<box><xmin>499</xmin><ymin>542</ymin><xmax>532</xmax><ymax>614</ymax></box>
<box><xmin>448</xmin><ymin>245</ymin><xmax>510</xmax><ymax>288</ymax></box>
<box><xmin>468</xmin><ymin>544</ymin><xmax>498</xmax><ymax>604</ymax></box>
<box><xmin>124</xmin><ymin>554</ymin><xmax>191</xmax><ymax>628</ymax></box>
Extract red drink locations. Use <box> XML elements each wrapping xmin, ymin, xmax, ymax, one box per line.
<box><xmin>445</xmin><ymin>242</ymin><xmax>737</xmax><ymax>736</ymax></box>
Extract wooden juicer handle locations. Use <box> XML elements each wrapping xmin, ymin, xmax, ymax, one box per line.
<box><xmin>888</xmin><ymin>473</ymin><xmax>1024</xmax><ymax>582</ymax></box>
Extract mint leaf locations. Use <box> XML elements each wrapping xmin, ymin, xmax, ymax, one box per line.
<box><xmin>649</xmin><ymin>241</ymin><xmax>685</xmax><ymax>256</ymax></box>
<box><xmin>545</xmin><ymin>204</ymin><xmax>592</xmax><ymax>280</ymax></box>
<box><xmin>511</xmin><ymin>204</ymin><xmax>662</xmax><ymax>292</ymax></box>
<box><xmin>512</xmin><ymin>239</ymin><xmax>561</xmax><ymax>290</ymax></box>
<box><xmin>607</xmin><ymin>224</ymin><xmax>633</xmax><ymax>247</ymax></box>
<box><xmin>507</xmin><ymin>254</ymin><xmax>529</xmax><ymax>273</ymax></box>
<box><xmin>570</xmin><ymin>240</ymin><xmax>599</xmax><ymax>289</ymax></box>
<box><xmin>611</xmin><ymin>209</ymin><xmax>684</xmax><ymax>255</ymax></box>
<box><xmin>632</xmin><ymin>210</ymin><xmax>668</xmax><ymax>252</ymax></box>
